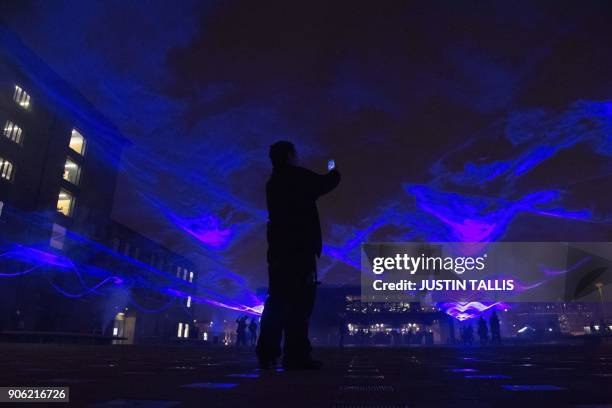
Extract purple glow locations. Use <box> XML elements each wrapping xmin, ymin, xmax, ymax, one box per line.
<box><xmin>513</xmin><ymin>280</ymin><xmax>545</xmax><ymax>291</ymax></box>
<box><xmin>226</xmin><ymin>373</ymin><xmax>260</xmax><ymax>378</ymax></box>
<box><xmin>466</xmin><ymin>375</ymin><xmax>511</xmax><ymax>379</ymax></box>
<box><xmin>2</xmin><ymin>245</ymin><xmax>74</xmax><ymax>269</ymax></box>
<box><xmin>502</xmin><ymin>385</ymin><xmax>565</xmax><ymax>391</ymax></box>
<box><xmin>49</xmin><ymin>275</ymin><xmax>124</xmax><ymax>298</ymax></box>
<box><xmin>405</xmin><ymin>186</ymin><xmax>591</xmax><ymax>244</ymax></box>
<box><xmin>447</xmin><ymin>368</ymin><xmax>478</xmax><ymax>373</ymax></box>
<box><xmin>1</xmin><ymin>236</ymin><xmax>261</xmax><ymax>317</ymax></box>
<box><xmin>0</xmin><ymin>265</ymin><xmax>39</xmax><ymax>277</ymax></box>
<box><xmin>405</xmin><ymin>185</ymin><xmax>511</xmax><ymax>242</ymax></box>
<box><xmin>165</xmin><ymin>288</ymin><xmax>263</xmax><ymax>316</ymax></box>
<box><xmin>439</xmin><ymin>301</ymin><xmax>507</xmax><ymax>321</ymax></box>
<box><xmin>541</xmin><ymin>256</ymin><xmax>591</xmax><ymax>276</ymax></box>
<box><xmin>166</xmin><ymin>213</ymin><xmax>234</xmax><ymax>249</ymax></box>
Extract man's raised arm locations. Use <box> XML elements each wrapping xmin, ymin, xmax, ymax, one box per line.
<box><xmin>304</xmin><ymin>168</ymin><xmax>341</xmax><ymax>198</ymax></box>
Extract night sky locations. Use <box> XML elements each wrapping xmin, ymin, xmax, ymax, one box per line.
<box><xmin>2</xmin><ymin>1</ymin><xmax>612</xmax><ymax>315</ymax></box>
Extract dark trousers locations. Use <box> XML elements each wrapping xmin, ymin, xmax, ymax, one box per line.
<box><xmin>256</xmin><ymin>252</ymin><xmax>317</xmax><ymax>362</ymax></box>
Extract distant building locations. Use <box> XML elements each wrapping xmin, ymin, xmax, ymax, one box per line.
<box><xmin>0</xmin><ymin>26</ymin><xmax>128</xmax><ymax>246</ymax></box>
<box><xmin>310</xmin><ymin>286</ymin><xmax>455</xmax><ymax>345</ymax></box>
<box><xmin>503</xmin><ymin>302</ymin><xmax>598</xmax><ymax>337</ymax></box>
<box><xmin>106</xmin><ymin>222</ymin><xmax>199</xmax><ymax>344</ymax></box>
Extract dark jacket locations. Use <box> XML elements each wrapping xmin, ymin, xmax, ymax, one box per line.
<box><xmin>266</xmin><ymin>165</ymin><xmax>341</xmax><ymax>257</ymax></box>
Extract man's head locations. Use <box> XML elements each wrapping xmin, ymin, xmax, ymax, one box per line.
<box><xmin>269</xmin><ymin>141</ymin><xmax>297</xmax><ymax>168</ymax></box>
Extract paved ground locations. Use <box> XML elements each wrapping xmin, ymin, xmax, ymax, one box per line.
<box><xmin>1</xmin><ymin>343</ymin><xmax>611</xmax><ymax>407</ymax></box>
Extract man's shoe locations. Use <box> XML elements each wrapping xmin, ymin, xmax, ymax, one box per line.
<box><xmin>258</xmin><ymin>357</ymin><xmax>277</xmax><ymax>369</ymax></box>
<box><xmin>282</xmin><ymin>358</ymin><xmax>323</xmax><ymax>370</ymax></box>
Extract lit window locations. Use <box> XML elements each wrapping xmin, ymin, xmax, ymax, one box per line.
<box><xmin>186</xmin><ymin>296</ymin><xmax>192</xmax><ymax>308</ymax></box>
<box><xmin>69</xmin><ymin>129</ymin><xmax>86</xmax><ymax>155</ymax></box>
<box><xmin>13</xmin><ymin>85</ymin><xmax>30</xmax><ymax>109</ymax></box>
<box><xmin>183</xmin><ymin>323</ymin><xmax>189</xmax><ymax>338</ymax></box>
<box><xmin>63</xmin><ymin>157</ymin><xmax>81</xmax><ymax>185</ymax></box>
<box><xmin>189</xmin><ymin>271</ymin><xmax>194</xmax><ymax>283</ymax></box>
<box><xmin>203</xmin><ymin>332</ymin><xmax>208</xmax><ymax>341</ymax></box>
<box><xmin>113</xmin><ymin>327</ymin><xmax>119</xmax><ymax>336</ymax></box>
<box><xmin>177</xmin><ymin>322</ymin><xmax>183</xmax><ymax>338</ymax></box>
<box><xmin>0</xmin><ymin>157</ymin><xmax>15</xmax><ymax>181</ymax></box>
<box><xmin>56</xmin><ymin>189</ymin><xmax>75</xmax><ymax>216</ymax></box>
<box><xmin>50</xmin><ymin>223</ymin><xmax>66</xmax><ymax>250</ymax></box>
<box><xmin>3</xmin><ymin>121</ymin><xmax>23</xmax><ymax>144</ymax></box>
<box><xmin>63</xmin><ymin>158</ymin><xmax>81</xmax><ymax>185</ymax></box>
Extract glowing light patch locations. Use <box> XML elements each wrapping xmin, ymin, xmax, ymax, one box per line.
<box><xmin>226</xmin><ymin>373</ymin><xmax>259</xmax><ymax>378</ymax></box>
<box><xmin>541</xmin><ymin>256</ymin><xmax>591</xmax><ymax>276</ymax></box>
<box><xmin>0</xmin><ymin>265</ymin><xmax>39</xmax><ymax>277</ymax></box>
<box><xmin>439</xmin><ymin>301</ymin><xmax>507</xmax><ymax>321</ymax></box>
<box><xmin>49</xmin><ymin>275</ymin><xmax>124</xmax><ymax>298</ymax></box>
<box><xmin>404</xmin><ymin>185</ymin><xmax>591</xmax><ymax>244</ymax></box>
<box><xmin>465</xmin><ymin>375</ymin><xmax>511</xmax><ymax>379</ymax></box>
<box><xmin>250</xmin><ymin>304</ymin><xmax>265</xmax><ymax>315</ymax></box>
<box><xmin>446</xmin><ymin>368</ymin><xmax>478</xmax><ymax>373</ymax></box>
<box><xmin>165</xmin><ymin>288</ymin><xmax>263</xmax><ymax>316</ymax></box>
<box><xmin>2</xmin><ymin>245</ymin><xmax>73</xmax><ymax>269</ymax></box>
<box><xmin>502</xmin><ymin>385</ymin><xmax>565</xmax><ymax>391</ymax></box>
<box><xmin>180</xmin><ymin>382</ymin><xmax>238</xmax><ymax>389</ymax></box>
<box><xmin>167</xmin><ymin>213</ymin><xmax>234</xmax><ymax>249</ymax></box>
<box><xmin>517</xmin><ymin>326</ymin><xmax>531</xmax><ymax>333</ymax></box>
<box><xmin>1</xmin><ymin>226</ymin><xmax>262</xmax><ymax>317</ymax></box>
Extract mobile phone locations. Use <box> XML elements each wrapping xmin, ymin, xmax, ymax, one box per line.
<box><xmin>327</xmin><ymin>159</ymin><xmax>335</xmax><ymax>171</ymax></box>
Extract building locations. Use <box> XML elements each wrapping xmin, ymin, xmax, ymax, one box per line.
<box><xmin>310</xmin><ymin>286</ymin><xmax>455</xmax><ymax>346</ymax></box>
<box><xmin>106</xmin><ymin>222</ymin><xmax>199</xmax><ymax>344</ymax></box>
<box><xmin>0</xmin><ymin>26</ymin><xmax>128</xmax><ymax>247</ymax></box>
<box><xmin>0</xmin><ymin>27</ymin><xmax>199</xmax><ymax>343</ymax></box>
<box><xmin>501</xmin><ymin>302</ymin><xmax>600</xmax><ymax>338</ymax></box>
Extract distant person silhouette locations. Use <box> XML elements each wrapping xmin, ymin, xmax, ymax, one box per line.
<box><xmin>477</xmin><ymin>316</ymin><xmax>488</xmax><ymax>345</ymax></box>
<box><xmin>236</xmin><ymin>315</ymin><xmax>248</xmax><ymax>347</ymax></box>
<box><xmin>465</xmin><ymin>324</ymin><xmax>474</xmax><ymax>345</ymax></box>
<box><xmin>249</xmin><ymin>318</ymin><xmax>258</xmax><ymax>346</ymax></box>
<box><xmin>459</xmin><ymin>326</ymin><xmax>466</xmax><ymax>344</ymax></box>
<box><xmin>12</xmin><ymin>309</ymin><xmax>23</xmax><ymax>331</ymax></box>
<box><xmin>338</xmin><ymin>313</ymin><xmax>348</xmax><ymax>348</ymax></box>
<box><xmin>489</xmin><ymin>311</ymin><xmax>501</xmax><ymax>344</ymax></box>
<box><xmin>256</xmin><ymin>141</ymin><xmax>341</xmax><ymax>369</ymax></box>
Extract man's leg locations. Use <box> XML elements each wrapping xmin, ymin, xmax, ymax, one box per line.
<box><xmin>282</xmin><ymin>255</ymin><xmax>320</xmax><ymax>368</ymax></box>
<box><xmin>255</xmin><ymin>252</ymin><xmax>286</xmax><ymax>366</ymax></box>
<box><xmin>255</xmin><ymin>295</ymin><xmax>282</xmax><ymax>366</ymax></box>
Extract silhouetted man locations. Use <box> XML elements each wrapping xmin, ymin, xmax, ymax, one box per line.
<box><xmin>338</xmin><ymin>313</ymin><xmax>348</xmax><ymax>348</ymax></box>
<box><xmin>489</xmin><ymin>311</ymin><xmax>501</xmax><ymax>344</ymax></box>
<box><xmin>236</xmin><ymin>316</ymin><xmax>248</xmax><ymax>347</ymax></box>
<box><xmin>256</xmin><ymin>141</ymin><xmax>341</xmax><ymax>369</ymax></box>
<box><xmin>477</xmin><ymin>316</ymin><xmax>488</xmax><ymax>345</ymax></box>
<box><xmin>465</xmin><ymin>324</ymin><xmax>474</xmax><ymax>345</ymax></box>
<box><xmin>248</xmin><ymin>318</ymin><xmax>258</xmax><ymax>346</ymax></box>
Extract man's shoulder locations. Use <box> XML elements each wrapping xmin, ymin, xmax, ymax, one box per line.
<box><xmin>292</xmin><ymin>165</ymin><xmax>318</xmax><ymax>177</ymax></box>
<box><xmin>267</xmin><ymin>166</ymin><xmax>317</xmax><ymax>186</ymax></box>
